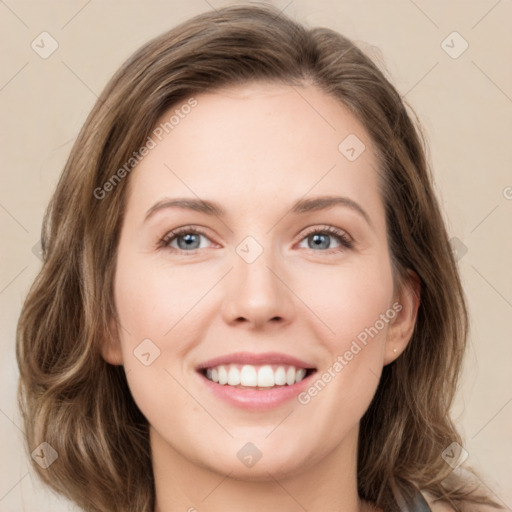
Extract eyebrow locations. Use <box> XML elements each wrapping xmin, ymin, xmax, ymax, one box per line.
<box><xmin>144</xmin><ymin>195</ymin><xmax>373</xmax><ymax>227</ymax></box>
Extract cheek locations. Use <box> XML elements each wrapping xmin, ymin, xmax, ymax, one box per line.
<box><xmin>334</xmin><ymin>266</ymin><xmax>394</xmax><ymax>355</ymax></box>
<box><xmin>294</xmin><ymin>259</ymin><xmax>394</xmax><ymax>414</ymax></box>
<box><xmin>295</xmin><ymin>255</ymin><xmax>394</xmax><ymax>353</ymax></box>
<box><xmin>113</xmin><ymin>248</ymin><xmax>210</xmax><ymax>356</ymax></box>
<box><xmin>112</xmin><ymin>245</ymin><xmax>228</xmax><ymax>410</ymax></box>
<box><xmin>112</xmin><ymin>252</ymin><xmax>205</xmax><ymax>425</ymax></box>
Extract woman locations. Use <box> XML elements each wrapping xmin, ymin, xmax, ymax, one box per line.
<box><xmin>16</xmin><ymin>4</ymin><xmax>503</xmax><ymax>512</ymax></box>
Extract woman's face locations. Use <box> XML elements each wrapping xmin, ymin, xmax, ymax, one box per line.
<box><xmin>104</xmin><ymin>82</ymin><xmax>417</xmax><ymax>480</ymax></box>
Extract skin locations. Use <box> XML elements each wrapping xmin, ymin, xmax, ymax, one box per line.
<box><xmin>101</xmin><ymin>81</ymin><xmax>420</xmax><ymax>512</ymax></box>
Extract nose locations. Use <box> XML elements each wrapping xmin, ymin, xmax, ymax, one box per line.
<box><xmin>221</xmin><ymin>245</ymin><xmax>296</xmax><ymax>330</ymax></box>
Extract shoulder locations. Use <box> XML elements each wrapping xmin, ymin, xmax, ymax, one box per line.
<box><xmin>422</xmin><ymin>490</ymin><xmax>505</xmax><ymax>512</ymax></box>
<box><xmin>422</xmin><ymin>494</ymin><xmax>456</xmax><ymax>512</ymax></box>
<box><xmin>422</xmin><ymin>467</ymin><xmax>506</xmax><ymax>512</ymax></box>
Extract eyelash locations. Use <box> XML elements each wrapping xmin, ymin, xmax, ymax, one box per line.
<box><xmin>159</xmin><ymin>225</ymin><xmax>354</xmax><ymax>256</ymax></box>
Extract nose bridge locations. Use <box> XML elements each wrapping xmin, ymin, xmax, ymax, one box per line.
<box><xmin>221</xmin><ymin>233</ymin><xmax>294</xmax><ymax>328</ymax></box>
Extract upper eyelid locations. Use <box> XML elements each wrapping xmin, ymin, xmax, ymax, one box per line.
<box><xmin>300</xmin><ymin>224</ymin><xmax>351</xmax><ymax>239</ymax></box>
<box><xmin>163</xmin><ymin>224</ymin><xmax>349</xmax><ymax>238</ymax></box>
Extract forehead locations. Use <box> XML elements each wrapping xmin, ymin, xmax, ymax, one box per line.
<box><xmin>124</xmin><ymin>81</ymin><xmax>383</xmax><ymax>226</ymax></box>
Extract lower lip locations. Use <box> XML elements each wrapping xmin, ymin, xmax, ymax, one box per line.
<box><xmin>197</xmin><ymin>371</ymin><xmax>316</xmax><ymax>411</ymax></box>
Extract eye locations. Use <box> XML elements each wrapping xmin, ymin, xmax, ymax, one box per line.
<box><xmin>297</xmin><ymin>225</ymin><xmax>353</xmax><ymax>254</ymax></box>
<box><xmin>159</xmin><ymin>226</ymin><xmax>215</xmax><ymax>254</ymax></box>
<box><xmin>159</xmin><ymin>224</ymin><xmax>353</xmax><ymax>256</ymax></box>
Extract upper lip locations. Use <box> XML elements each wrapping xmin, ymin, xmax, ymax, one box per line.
<box><xmin>196</xmin><ymin>352</ymin><xmax>316</xmax><ymax>370</ymax></box>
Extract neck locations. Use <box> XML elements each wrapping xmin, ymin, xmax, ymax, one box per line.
<box><xmin>151</xmin><ymin>424</ymin><xmax>368</xmax><ymax>512</ymax></box>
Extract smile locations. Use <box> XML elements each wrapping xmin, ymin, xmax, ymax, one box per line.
<box><xmin>200</xmin><ymin>364</ymin><xmax>316</xmax><ymax>389</ymax></box>
<box><xmin>195</xmin><ymin>352</ymin><xmax>318</xmax><ymax>410</ymax></box>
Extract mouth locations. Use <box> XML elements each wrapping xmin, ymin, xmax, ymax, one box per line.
<box><xmin>195</xmin><ymin>351</ymin><xmax>318</xmax><ymax>409</ymax></box>
<box><xmin>198</xmin><ymin>364</ymin><xmax>317</xmax><ymax>390</ymax></box>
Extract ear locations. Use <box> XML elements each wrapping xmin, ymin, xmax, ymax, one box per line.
<box><xmin>99</xmin><ymin>317</ymin><xmax>124</xmax><ymax>366</ymax></box>
<box><xmin>383</xmin><ymin>269</ymin><xmax>421</xmax><ymax>365</ymax></box>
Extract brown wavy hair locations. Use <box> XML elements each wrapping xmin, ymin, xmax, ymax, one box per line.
<box><xmin>16</xmin><ymin>3</ymin><xmax>503</xmax><ymax>512</ymax></box>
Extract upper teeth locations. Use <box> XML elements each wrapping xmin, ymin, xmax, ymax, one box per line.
<box><xmin>205</xmin><ymin>364</ymin><xmax>307</xmax><ymax>387</ymax></box>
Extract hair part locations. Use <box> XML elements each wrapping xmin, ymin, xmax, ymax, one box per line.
<box><xmin>16</xmin><ymin>4</ymin><xmax>502</xmax><ymax>511</ymax></box>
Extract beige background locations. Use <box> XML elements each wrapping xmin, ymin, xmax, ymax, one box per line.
<box><xmin>1</xmin><ymin>1</ymin><xmax>511</xmax><ymax>510</ymax></box>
